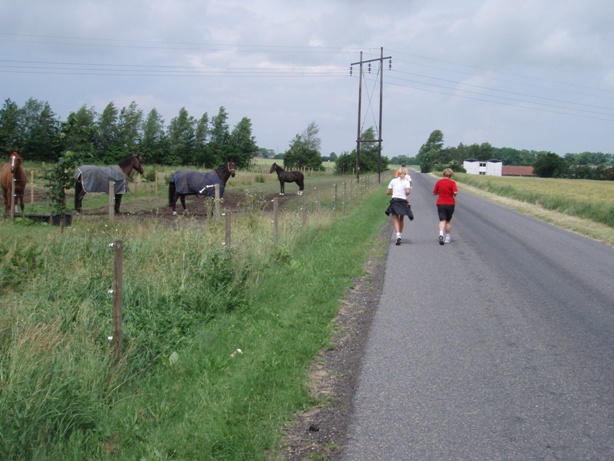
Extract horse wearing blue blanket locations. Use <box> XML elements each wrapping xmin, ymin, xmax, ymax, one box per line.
<box><xmin>168</xmin><ymin>160</ymin><xmax>236</xmax><ymax>215</ymax></box>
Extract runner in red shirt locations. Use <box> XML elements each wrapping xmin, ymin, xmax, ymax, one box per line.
<box><xmin>433</xmin><ymin>168</ymin><xmax>458</xmax><ymax>245</ymax></box>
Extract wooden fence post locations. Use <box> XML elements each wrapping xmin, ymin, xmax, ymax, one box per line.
<box><xmin>155</xmin><ymin>171</ymin><xmax>158</xmax><ymax>196</ymax></box>
<box><xmin>343</xmin><ymin>181</ymin><xmax>347</xmax><ymax>214</ymax></box>
<box><xmin>214</xmin><ymin>184</ymin><xmax>221</xmax><ymax>218</ymax></box>
<box><xmin>30</xmin><ymin>170</ymin><xmax>34</xmax><ymax>204</ymax></box>
<box><xmin>112</xmin><ymin>239</ymin><xmax>123</xmax><ymax>359</ymax></box>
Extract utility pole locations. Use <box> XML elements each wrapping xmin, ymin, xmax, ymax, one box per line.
<box><xmin>351</xmin><ymin>47</ymin><xmax>391</xmax><ymax>183</ymax></box>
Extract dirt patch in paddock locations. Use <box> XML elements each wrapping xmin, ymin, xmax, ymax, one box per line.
<box><xmin>36</xmin><ymin>190</ymin><xmax>297</xmax><ymax>223</ymax></box>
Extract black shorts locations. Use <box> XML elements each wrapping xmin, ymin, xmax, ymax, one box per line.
<box><xmin>437</xmin><ymin>205</ymin><xmax>455</xmax><ymax>222</ymax></box>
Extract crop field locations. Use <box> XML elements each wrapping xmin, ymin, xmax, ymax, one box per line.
<box><xmin>454</xmin><ymin>173</ymin><xmax>614</xmax><ymax>228</ymax></box>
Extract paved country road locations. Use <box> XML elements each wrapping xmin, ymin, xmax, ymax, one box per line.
<box><xmin>342</xmin><ymin>172</ymin><xmax>614</xmax><ymax>461</ymax></box>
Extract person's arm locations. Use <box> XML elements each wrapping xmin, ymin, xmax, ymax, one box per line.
<box><xmin>405</xmin><ymin>187</ymin><xmax>411</xmax><ymax>196</ymax></box>
<box><xmin>387</xmin><ymin>187</ymin><xmax>393</xmax><ymax>196</ymax></box>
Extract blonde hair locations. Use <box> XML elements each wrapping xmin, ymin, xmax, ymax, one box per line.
<box><xmin>442</xmin><ymin>168</ymin><xmax>454</xmax><ymax>178</ymax></box>
<box><xmin>397</xmin><ymin>167</ymin><xmax>409</xmax><ymax>177</ymax></box>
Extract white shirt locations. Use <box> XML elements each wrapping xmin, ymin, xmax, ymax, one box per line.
<box><xmin>387</xmin><ymin>176</ymin><xmax>411</xmax><ymax>199</ymax></box>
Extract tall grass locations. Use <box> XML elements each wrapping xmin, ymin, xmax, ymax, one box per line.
<box><xmin>0</xmin><ymin>180</ymin><xmax>388</xmax><ymax>459</ymax></box>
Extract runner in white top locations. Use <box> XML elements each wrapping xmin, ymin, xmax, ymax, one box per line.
<box><xmin>386</xmin><ymin>168</ymin><xmax>412</xmax><ymax>245</ymax></box>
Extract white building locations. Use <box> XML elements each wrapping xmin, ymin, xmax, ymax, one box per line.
<box><xmin>463</xmin><ymin>159</ymin><xmax>503</xmax><ymax>176</ymax></box>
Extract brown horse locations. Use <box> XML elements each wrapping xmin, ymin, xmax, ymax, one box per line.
<box><xmin>1</xmin><ymin>151</ymin><xmax>27</xmax><ymax>214</ymax></box>
<box><xmin>74</xmin><ymin>155</ymin><xmax>144</xmax><ymax>214</ymax></box>
<box><xmin>269</xmin><ymin>162</ymin><xmax>304</xmax><ymax>195</ymax></box>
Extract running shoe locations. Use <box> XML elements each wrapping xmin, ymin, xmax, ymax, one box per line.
<box><xmin>439</xmin><ymin>235</ymin><xmax>444</xmax><ymax>245</ymax></box>
<box><xmin>396</xmin><ymin>237</ymin><xmax>401</xmax><ymax>246</ymax></box>
<box><xmin>444</xmin><ymin>237</ymin><xmax>451</xmax><ymax>244</ymax></box>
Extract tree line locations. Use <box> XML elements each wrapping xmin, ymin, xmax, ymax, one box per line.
<box><xmin>0</xmin><ymin>98</ymin><xmax>388</xmax><ymax>175</ymax></box>
<box><xmin>0</xmin><ymin>98</ymin><xmax>259</xmax><ymax>169</ymax></box>
<box><xmin>409</xmin><ymin>129</ymin><xmax>614</xmax><ymax>180</ymax></box>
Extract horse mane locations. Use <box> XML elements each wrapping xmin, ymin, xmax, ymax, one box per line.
<box><xmin>117</xmin><ymin>155</ymin><xmax>136</xmax><ymax>169</ymax></box>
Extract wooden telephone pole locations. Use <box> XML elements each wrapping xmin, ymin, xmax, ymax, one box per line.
<box><xmin>351</xmin><ymin>47</ymin><xmax>391</xmax><ymax>183</ymax></box>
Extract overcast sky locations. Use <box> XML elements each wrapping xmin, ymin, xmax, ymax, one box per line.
<box><xmin>2</xmin><ymin>0</ymin><xmax>613</xmax><ymax>158</ymax></box>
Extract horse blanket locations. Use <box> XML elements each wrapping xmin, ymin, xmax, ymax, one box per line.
<box><xmin>75</xmin><ymin>165</ymin><xmax>129</xmax><ymax>194</ymax></box>
<box><xmin>170</xmin><ymin>170</ymin><xmax>225</xmax><ymax>197</ymax></box>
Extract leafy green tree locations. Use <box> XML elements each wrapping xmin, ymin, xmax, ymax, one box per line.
<box><xmin>117</xmin><ymin>101</ymin><xmax>143</xmax><ymax>156</ymax></box>
<box><xmin>565</xmin><ymin>151</ymin><xmax>613</xmax><ymax>166</ymax></box>
<box><xmin>416</xmin><ymin>129</ymin><xmax>444</xmax><ymax>173</ymax></box>
<box><xmin>193</xmin><ymin>112</ymin><xmax>210</xmax><ymax>165</ymax></box>
<box><xmin>533</xmin><ymin>152</ymin><xmax>568</xmax><ymax>178</ymax></box>
<box><xmin>167</xmin><ymin>107</ymin><xmax>196</xmax><ymax>165</ymax></box>
<box><xmin>44</xmin><ymin>150</ymin><xmax>80</xmax><ymax>231</ymax></box>
<box><xmin>256</xmin><ymin>147</ymin><xmax>275</xmax><ymax>158</ymax></box>
<box><xmin>208</xmin><ymin>106</ymin><xmax>231</xmax><ymax>167</ymax></box>
<box><xmin>20</xmin><ymin>98</ymin><xmax>62</xmax><ymax>161</ymax></box>
<box><xmin>141</xmin><ymin>108</ymin><xmax>168</xmax><ymax>164</ymax></box>
<box><xmin>95</xmin><ymin>102</ymin><xmax>120</xmax><ymax>163</ymax></box>
<box><xmin>389</xmin><ymin>155</ymin><xmax>417</xmax><ymax>165</ymax></box>
<box><xmin>61</xmin><ymin>105</ymin><xmax>97</xmax><ymax>160</ymax></box>
<box><xmin>0</xmin><ymin>99</ymin><xmax>23</xmax><ymax>152</ymax></box>
<box><xmin>334</xmin><ymin>127</ymin><xmax>388</xmax><ymax>174</ymax></box>
<box><xmin>283</xmin><ymin>122</ymin><xmax>323</xmax><ymax>170</ymax></box>
<box><xmin>229</xmin><ymin>116</ymin><xmax>258</xmax><ymax>168</ymax></box>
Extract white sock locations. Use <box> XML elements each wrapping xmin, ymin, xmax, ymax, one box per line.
<box><xmin>439</xmin><ymin>231</ymin><xmax>444</xmax><ymax>236</ymax></box>
<box><xmin>396</xmin><ymin>232</ymin><xmax>401</xmax><ymax>238</ymax></box>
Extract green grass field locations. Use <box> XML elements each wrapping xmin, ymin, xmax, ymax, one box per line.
<box><xmin>0</xmin><ymin>167</ymin><xmax>387</xmax><ymax>460</ymax></box>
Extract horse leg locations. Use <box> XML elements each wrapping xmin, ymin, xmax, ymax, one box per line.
<box><xmin>180</xmin><ymin>195</ymin><xmax>187</xmax><ymax>213</ymax></box>
<box><xmin>74</xmin><ymin>180</ymin><xmax>86</xmax><ymax>214</ymax></box>
<box><xmin>18</xmin><ymin>193</ymin><xmax>25</xmax><ymax>214</ymax></box>
<box><xmin>169</xmin><ymin>181</ymin><xmax>179</xmax><ymax>214</ymax></box>
<box><xmin>279</xmin><ymin>180</ymin><xmax>285</xmax><ymax>195</ymax></box>
<box><xmin>297</xmin><ymin>179</ymin><xmax>304</xmax><ymax>195</ymax></box>
<box><xmin>2</xmin><ymin>188</ymin><xmax>8</xmax><ymax>212</ymax></box>
<box><xmin>114</xmin><ymin>194</ymin><xmax>122</xmax><ymax>214</ymax></box>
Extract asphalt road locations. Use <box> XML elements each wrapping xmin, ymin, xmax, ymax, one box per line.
<box><xmin>342</xmin><ymin>172</ymin><xmax>614</xmax><ymax>461</ymax></box>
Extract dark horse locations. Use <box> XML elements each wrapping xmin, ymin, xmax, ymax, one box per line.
<box><xmin>269</xmin><ymin>162</ymin><xmax>304</xmax><ymax>195</ymax></box>
<box><xmin>1</xmin><ymin>151</ymin><xmax>27</xmax><ymax>213</ymax></box>
<box><xmin>74</xmin><ymin>155</ymin><xmax>144</xmax><ymax>214</ymax></box>
<box><xmin>168</xmin><ymin>160</ymin><xmax>236</xmax><ymax>215</ymax></box>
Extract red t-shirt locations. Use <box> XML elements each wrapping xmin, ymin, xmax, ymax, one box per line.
<box><xmin>433</xmin><ymin>178</ymin><xmax>457</xmax><ymax>205</ymax></box>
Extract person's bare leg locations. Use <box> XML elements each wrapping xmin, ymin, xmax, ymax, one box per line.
<box><xmin>445</xmin><ymin>221</ymin><xmax>452</xmax><ymax>243</ymax></box>
<box><xmin>394</xmin><ymin>215</ymin><xmax>403</xmax><ymax>245</ymax></box>
<box><xmin>439</xmin><ymin>220</ymin><xmax>445</xmax><ymax>245</ymax></box>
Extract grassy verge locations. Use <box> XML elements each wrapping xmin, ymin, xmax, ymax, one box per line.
<box><xmin>0</xmin><ymin>182</ymin><xmax>388</xmax><ymax>460</ymax></box>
